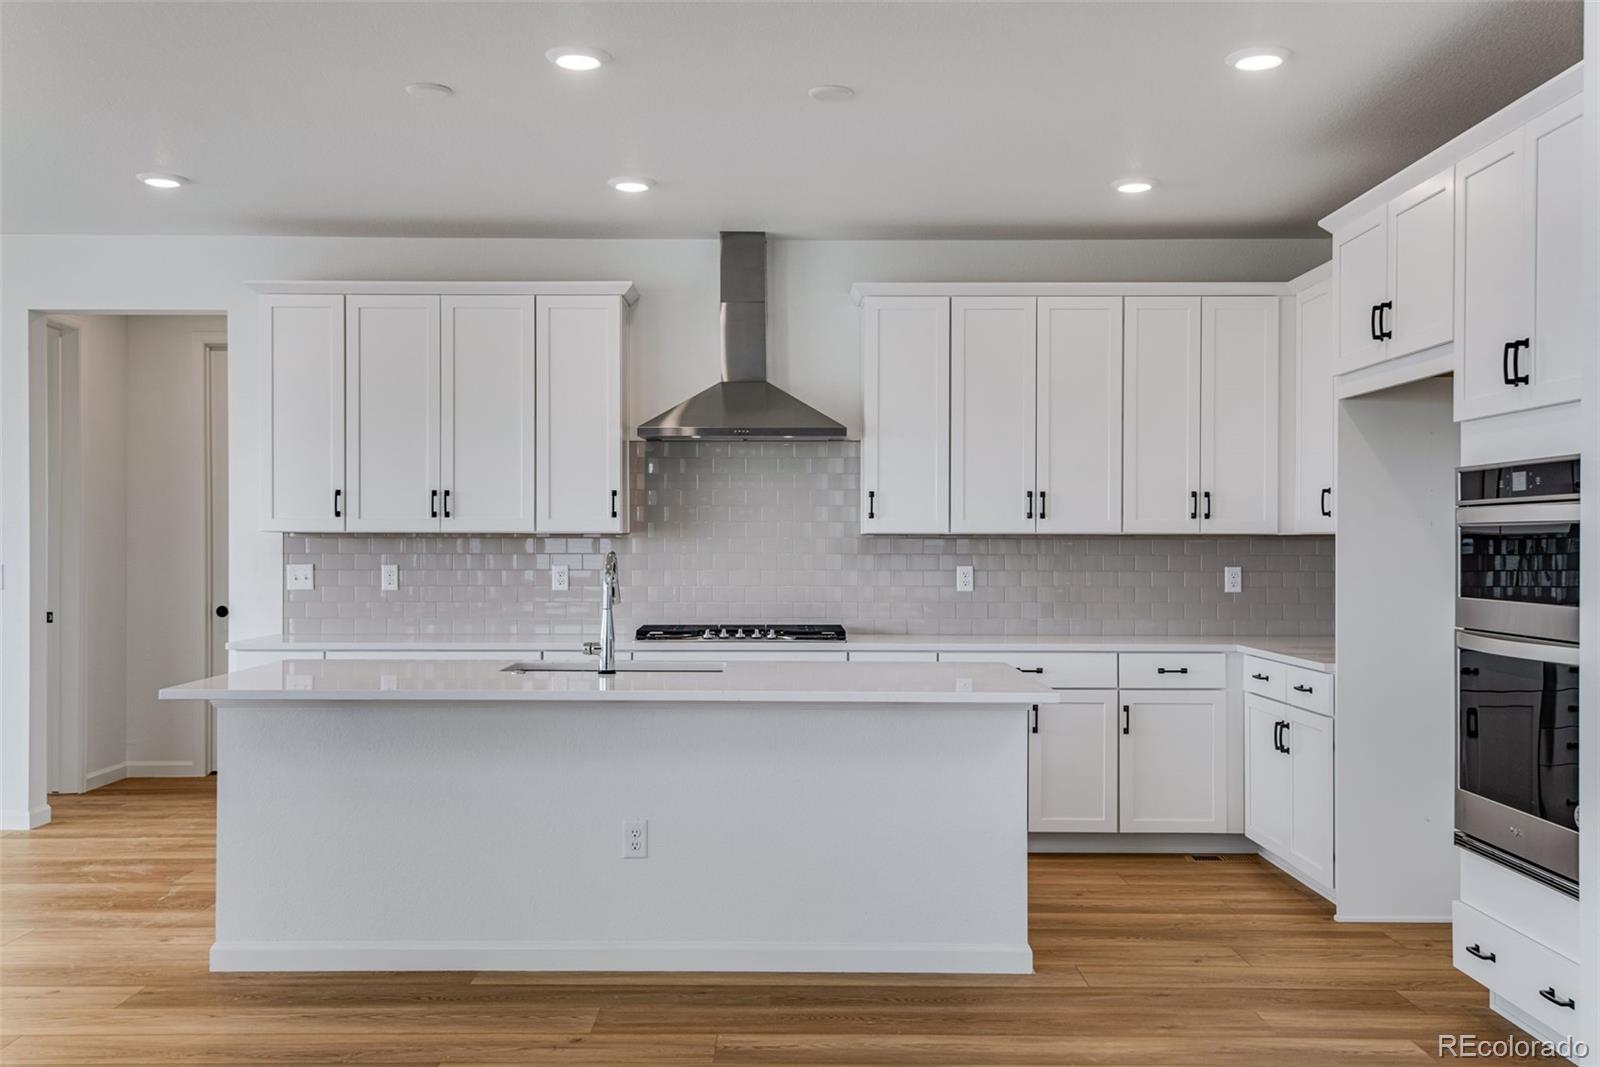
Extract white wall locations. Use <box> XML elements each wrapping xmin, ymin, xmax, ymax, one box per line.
<box><xmin>1334</xmin><ymin>376</ymin><xmax>1459</xmax><ymax>921</ymax></box>
<box><xmin>0</xmin><ymin>232</ymin><xmax>1328</xmax><ymax>825</ymax></box>
<box><xmin>124</xmin><ymin>316</ymin><xmax>223</xmax><ymax>777</ymax></box>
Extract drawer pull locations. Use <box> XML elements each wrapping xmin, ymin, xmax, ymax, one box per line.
<box><xmin>1293</xmin><ymin>684</ymin><xmax>1314</xmax><ymax>694</ymax></box>
<box><xmin>1464</xmin><ymin>943</ymin><xmax>1496</xmax><ymax>962</ymax></box>
<box><xmin>1251</xmin><ymin>673</ymin><xmax>1270</xmax><ymax>681</ymax></box>
<box><xmin>1539</xmin><ymin>987</ymin><xmax>1576</xmax><ymax>1010</ymax></box>
<box><xmin>1156</xmin><ymin>667</ymin><xmax>1189</xmax><ymax>675</ymax></box>
<box><xmin>1016</xmin><ymin>667</ymin><xmax>1045</xmax><ymax>674</ymax></box>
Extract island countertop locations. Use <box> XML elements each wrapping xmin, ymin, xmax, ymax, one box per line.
<box><xmin>161</xmin><ymin>658</ymin><xmax>1066</xmax><ymax>705</ymax></box>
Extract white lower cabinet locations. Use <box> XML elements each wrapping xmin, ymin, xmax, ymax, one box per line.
<box><xmin>1245</xmin><ymin>692</ymin><xmax>1334</xmax><ymax>891</ymax></box>
<box><xmin>1028</xmin><ymin>690</ymin><xmax>1119</xmax><ymax>833</ymax></box>
<box><xmin>1117</xmin><ymin>688</ymin><xmax>1227</xmax><ymax>833</ymax></box>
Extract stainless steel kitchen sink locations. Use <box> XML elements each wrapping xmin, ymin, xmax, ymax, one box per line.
<box><xmin>501</xmin><ymin>660</ymin><xmax>724</xmax><ymax>674</ymax></box>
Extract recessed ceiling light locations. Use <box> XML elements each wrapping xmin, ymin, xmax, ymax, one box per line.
<box><xmin>137</xmin><ymin>172</ymin><xmax>189</xmax><ymax>189</ymax></box>
<box><xmin>1114</xmin><ymin>179</ymin><xmax>1154</xmax><ymax>194</ymax></box>
<box><xmin>608</xmin><ymin>177</ymin><xmax>653</xmax><ymax>194</ymax></box>
<box><xmin>546</xmin><ymin>47</ymin><xmax>611</xmax><ymax>72</ymax></box>
<box><xmin>807</xmin><ymin>84</ymin><xmax>855</xmax><ymax>103</ymax></box>
<box><xmin>1226</xmin><ymin>47</ymin><xmax>1290</xmax><ymax>72</ymax></box>
<box><xmin>405</xmin><ymin>82</ymin><xmax>454</xmax><ymax>98</ymax></box>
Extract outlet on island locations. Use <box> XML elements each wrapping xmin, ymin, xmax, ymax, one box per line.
<box><xmin>623</xmin><ymin>818</ymin><xmax>648</xmax><ymax>859</ymax></box>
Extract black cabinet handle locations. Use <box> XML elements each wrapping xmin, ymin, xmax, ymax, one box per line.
<box><xmin>333</xmin><ymin>488</ymin><xmax>343</xmax><ymax>518</ymax></box>
<box><xmin>1156</xmin><ymin>667</ymin><xmax>1189</xmax><ymax>675</ymax></box>
<box><xmin>1280</xmin><ymin>721</ymin><xmax>1290</xmax><ymax>755</ymax></box>
<box><xmin>610</xmin><ymin>489</ymin><xmax>618</xmax><ymax>519</ymax></box>
<box><xmin>1251</xmin><ymin>672</ymin><xmax>1270</xmax><ymax>681</ymax></box>
<box><xmin>443</xmin><ymin>489</ymin><xmax>452</xmax><ymax>519</ymax></box>
<box><xmin>1031</xmin><ymin>705</ymin><xmax>1039</xmax><ymax>734</ymax></box>
<box><xmin>1377</xmin><ymin>300</ymin><xmax>1393</xmax><ymax>340</ymax></box>
<box><xmin>1122</xmin><ymin>705</ymin><xmax>1130</xmax><ymax>735</ymax></box>
<box><xmin>1026</xmin><ymin>490</ymin><xmax>1034</xmax><ymax>520</ymax></box>
<box><xmin>1320</xmin><ymin>487</ymin><xmax>1332</xmax><ymax>518</ymax></box>
<box><xmin>1464</xmin><ymin>943</ymin><xmax>1496</xmax><ymax>962</ymax></box>
<box><xmin>215</xmin><ymin>605</ymin><xmax>229</xmax><ymax>619</ymax></box>
<box><xmin>1016</xmin><ymin>667</ymin><xmax>1045</xmax><ymax>674</ymax></box>
<box><xmin>867</xmin><ymin>490</ymin><xmax>875</xmax><ymax>520</ymax></box>
<box><xmin>1510</xmin><ymin>338</ymin><xmax>1530</xmax><ymax>386</ymax></box>
<box><xmin>1273</xmin><ymin>721</ymin><xmax>1284</xmax><ymax>753</ymax></box>
<box><xmin>1502</xmin><ymin>341</ymin><xmax>1516</xmax><ymax>386</ymax></box>
<box><xmin>1370</xmin><ymin>304</ymin><xmax>1380</xmax><ymax>341</ymax></box>
<box><xmin>1293</xmin><ymin>684</ymin><xmax>1314</xmax><ymax>694</ymax></box>
<box><xmin>1038</xmin><ymin>491</ymin><xmax>1046</xmax><ymax>521</ymax></box>
<box><xmin>1540</xmin><ymin>987</ymin><xmax>1576</xmax><ymax>1010</ymax></box>
<box><xmin>430</xmin><ymin>489</ymin><xmax>439</xmax><ymax>519</ymax></box>
<box><xmin>1203</xmin><ymin>491</ymin><xmax>1212</xmax><ymax>520</ymax></box>
<box><xmin>1189</xmin><ymin>491</ymin><xmax>1198</xmax><ymax>520</ymax></box>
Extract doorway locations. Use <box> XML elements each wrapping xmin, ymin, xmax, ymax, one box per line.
<box><xmin>205</xmin><ymin>341</ymin><xmax>228</xmax><ymax>774</ymax></box>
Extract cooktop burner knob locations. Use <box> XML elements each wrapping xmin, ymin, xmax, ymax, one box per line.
<box><xmin>734</xmin><ymin>628</ymin><xmax>748</xmax><ymax>639</ymax></box>
<box><xmin>701</xmin><ymin>628</ymin><xmax>716</xmax><ymax>640</ymax></box>
<box><xmin>717</xmin><ymin>628</ymin><xmax>731</xmax><ymax>639</ymax></box>
<box><xmin>764</xmin><ymin>628</ymin><xmax>778</xmax><ymax>639</ymax></box>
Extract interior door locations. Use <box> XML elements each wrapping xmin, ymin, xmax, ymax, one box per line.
<box><xmin>1453</xmin><ymin>130</ymin><xmax>1528</xmax><ymax>421</ymax></box>
<box><xmin>1036</xmin><ymin>297</ymin><xmax>1122</xmax><ymax>533</ymax></box>
<box><xmin>441</xmin><ymin>297</ymin><xmax>537</xmax><ymax>532</ymax></box>
<box><xmin>1294</xmin><ymin>282</ymin><xmax>1336</xmax><ymax>531</ymax></box>
<box><xmin>1029</xmin><ymin>690</ymin><xmax>1119</xmax><ymax>832</ymax></box>
<box><xmin>1122</xmin><ymin>297</ymin><xmax>1200</xmax><ymax>533</ymax></box>
<box><xmin>344</xmin><ymin>295</ymin><xmax>441</xmax><ymax>532</ymax></box>
<box><xmin>536</xmin><ymin>295</ymin><xmax>625</xmax><ymax>533</ymax></box>
<box><xmin>259</xmin><ymin>295</ymin><xmax>345</xmax><ymax>532</ymax></box>
<box><xmin>950</xmin><ymin>297</ymin><xmax>1037</xmax><ymax>533</ymax></box>
<box><xmin>1244</xmin><ymin>697</ymin><xmax>1291</xmax><ymax>856</ymax></box>
<box><xmin>860</xmin><ymin>296</ymin><xmax>949</xmax><ymax>533</ymax></box>
<box><xmin>1333</xmin><ymin>208</ymin><xmax>1389</xmax><ymax>372</ymax></box>
<box><xmin>1118</xmin><ymin>689</ymin><xmax>1227</xmax><ymax>833</ymax></box>
<box><xmin>1387</xmin><ymin>170</ymin><xmax>1455</xmax><ymax>359</ymax></box>
<box><xmin>1286</xmin><ymin>706</ymin><xmax>1334</xmax><ymax>887</ymax></box>
<box><xmin>1200</xmin><ymin>296</ymin><xmax>1278</xmax><ymax>534</ymax></box>
<box><xmin>1522</xmin><ymin>95</ymin><xmax>1585</xmax><ymax>412</ymax></box>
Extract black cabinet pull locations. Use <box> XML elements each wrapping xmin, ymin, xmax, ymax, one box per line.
<box><xmin>867</xmin><ymin>490</ymin><xmax>875</xmax><ymax>520</ymax></box>
<box><xmin>1377</xmin><ymin>300</ymin><xmax>1393</xmax><ymax>340</ymax></box>
<box><xmin>610</xmin><ymin>489</ymin><xmax>618</xmax><ymax>519</ymax></box>
<box><xmin>1502</xmin><ymin>341</ymin><xmax>1516</xmax><ymax>385</ymax></box>
<box><xmin>1540</xmin><ymin>987</ymin><xmax>1576</xmax><ymax>1010</ymax></box>
<box><xmin>1370</xmin><ymin>304</ymin><xmax>1380</xmax><ymax>341</ymax></box>
<box><xmin>1293</xmin><ymin>684</ymin><xmax>1313</xmax><ymax>694</ymax></box>
<box><xmin>215</xmin><ymin>605</ymin><xmax>229</xmax><ymax>619</ymax></box>
<box><xmin>1203</xmin><ymin>491</ymin><xmax>1212</xmax><ymax>520</ymax></box>
<box><xmin>333</xmin><ymin>488</ymin><xmax>343</xmax><ymax>518</ymax></box>
<box><xmin>1280</xmin><ymin>721</ymin><xmax>1290</xmax><ymax>755</ymax></box>
<box><xmin>1038</xmin><ymin>491</ymin><xmax>1046</xmax><ymax>521</ymax></box>
<box><xmin>1031</xmin><ymin>705</ymin><xmax>1039</xmax><ymax>734</ymax></box>
<box><xmin>1509</xmin><ymin>338</ymin><xmax>1530</xmax><ymax>385</ymax></box>
<box><xmin>1464</xmin><ymin>943</ymin><xmax>1496</xmax><ymax>962</ymax></box>
<box><xmin>1156</xmin><ymin>666</ymin><xmax>1189</xmax><ymax>675</ymax></box>
<box><xmin>1122</xmin><ymin>705</ymin><xmax>1130</xmax><ymax>735</ymax></box>
<box><xmin>1189</xmin><ymin>491</ymin><xmax>1198</xmax><ymax>520</ymax></box>
<box><xmin>1025</xmin><ymin>490</ymin><xmax>1034</xmax><ymax>520</ymax></box>
<box><xmin>430</xmin><ymin>489</ymin><xmax>439</xmax><ymax>519</ymax></box>
<box><xmin>1016</xmin><ymin>667</ymin><xmax>1045</xmax><ymax>674</ymax></box>
<box><xmin>1273</xmin><ymin>721</ymin><xmax>1284</xmax><ymax>753</ymax></box>
<box><xmin>443</xmin><ymin>489</ymin><xmax>452</xmax><ymax>519</ymax></box>
<box><xmin>1320</xmin><ymin>487</ymin><xmax>1332</xmax><ymax>518</ymax></box>
<box><xmin>1251</xmin><ymin>672</ymin><xmax>1270</xmax><ymax>681</ymax></box>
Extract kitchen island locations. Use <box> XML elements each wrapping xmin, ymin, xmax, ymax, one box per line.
<box><xmin>160</xmin><ymin>659</ymin><xmax>1057</xmax><ymax>974</ymax></box>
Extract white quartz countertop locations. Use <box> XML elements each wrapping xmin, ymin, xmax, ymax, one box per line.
<box><xmin>161</xmin><ymin>659</ymin><xmax>1067</xmax><ymax>705</ymax></box>
<box><xmin>230</xmin><ymin>633</ymin><xmax>1335</xmax><ymax>671</ymax></box>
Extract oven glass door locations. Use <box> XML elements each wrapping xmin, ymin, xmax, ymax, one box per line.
<box><xmin>1459</xmin><ymin>638</ymin><xmax>1579</xmax><ymax>834</ymax></box>
<box><xmin>1457</xmin><ymin>503</ymin><xmax>1579</xmax><ymax>642</ymax></box>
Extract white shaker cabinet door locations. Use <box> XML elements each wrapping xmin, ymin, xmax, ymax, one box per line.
<box><xmin>1521</xmin><ymin>95</ymin><xmax>1585</xmax><ymax>413</ymax></box>
<box><xmin>1386</xmin><ymin>170</ymin><xmax>1455</xmax><ymax>359</ymax></box>
<box><xmin>344</xmin><ymin>295</ymin><xmax>441</xmax><ymax>533</ymax></box>
<box><xmin>950</xmin><ymin>296</ymin><xmax>1037</xmax><ymax>534</ymax></box>
<box><xmin>440</xmin><ymin>296</ymin><xmax>538</xmax><ymax>533</ymax></box>
<box><xmin>1244</xmin><ymin>697</ymin><xmax>1292</xmax><ymax>857</ymax></box>
<box><xmin>1286</xmin><ymin>706</ymin><xmax>1335</xmax><ymax>889</ymax></box>
<box><xmin>1200</xmin><ymin>296</ymin><xmax>1279</xmax><ymax>534</ymax></box>
<box><xmin>1454</xmin><ymin>129</ymin><xmax>1529</xmax><ymax>421</ymax></box>
<box><xmin>1332</xmin><ymin>208</ymin><xmax>1389</xmax><ymax>373</ymax></box>
<box><xmin>860</xmin><ymin>297</ymin><xmax>950</xmax><ymax>533</ymax></box>
<box><xmin>1122</xmin><ymin>297</ymin><xmax>1201</xmax><ymax>533</ymax></box>
<box><xmin>536</xmin><ymin>295</ymin><xmax>626</xmax><ymax>534</ymax></box>
<box><xmin>1029</xmin><ymin>690</ymin><xmax>1119</xmax><ymax>833</ymax></box>
<box><xmin>1036</xmin><ymin>297</ymin><xmax>1122</xmax><ymax>534</ymax></box>
<box><xmin>259</xmin><ymin>295</ymin><xmax>346</xmax><ymax>532</ymax></box>
<box><xmin>1117</xmin><ymin>689</ymin><xmax>1228</xmax><ymax>834</ymax></box>
<box><xmin>1294</xmin><ymin>280</ymin><xmax>1336</xmax><ymax>533</ymax></box>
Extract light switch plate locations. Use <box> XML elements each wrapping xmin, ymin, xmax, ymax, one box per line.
<box><xmin>381</xmin><ymin>564</ymin><xmax>399</xmax><ymax>591</ymax></box>
<box><xmin>551</xmin><ymin>564</ymin><xmax>569</xmax><ymax>591</ymax></box>
<box><xmin>1223</xmin><ymin>566</ymin><xmax>1242</xmax><ymax>593</ymax></box>
<box><xmin>285</xmin><ymin>563</ymin><xmax>314</xmax><ymax>591</ymax></box>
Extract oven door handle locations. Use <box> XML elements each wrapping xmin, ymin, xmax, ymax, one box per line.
<box><xmin>1456</xmin><ymin>502</ymin><xmax>1581</xmax><ymax>526</ymax></box>
<box><xmin>1456</xmin><ymin>629</ymin><xmax>1580</xmax><ymax>666</ymax></box>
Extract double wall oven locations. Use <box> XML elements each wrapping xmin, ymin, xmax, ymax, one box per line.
<box><xmin>1455</xmin><ymin>456</ymin><xmax>1580</xmax><ymax>893</ymax></box>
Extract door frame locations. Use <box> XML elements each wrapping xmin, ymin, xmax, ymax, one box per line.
<box><xmin>43</xmin><ymin>319</ymin><xmax>86</xmax><ymax>795</ymax></box>
<box><xmin>200</xmin><ymin>335</ymin><xmax>227</xmax><ymax>775</ymax></box>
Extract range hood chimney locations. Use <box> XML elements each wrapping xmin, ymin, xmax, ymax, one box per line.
<box><xmin>637</xmin><ymin>231</ymin><xmax>846</xmax><ymax>440</ymax></box>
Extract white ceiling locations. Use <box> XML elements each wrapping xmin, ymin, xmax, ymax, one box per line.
<box><xmin>0</xmin><ymin>1</ymin><xmax>1582</xmax><ymax>239</ymax></box>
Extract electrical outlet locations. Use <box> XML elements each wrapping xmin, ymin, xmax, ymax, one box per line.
<box><xmin>551</xmin><ymin>564</ymin><xmax>570</xmax><ymax>591</ymax></box>
<box><xmin>285</xmin><ymin>563</ymin><xmax>314</xmax><ymax>591</ymax></box>
<box><xmin>380</xmin><ymin>564</ymin><xmax>399</xmax><ymax>591</ymax></box>
<box><xmin>1223</xmin><ymin>566</ymin><xmax>1242</xmax><ymax>593</ymax></box>
<box><xmin>623</xmin><ymin>818</ymin><xmax>648</xmax><ymax>859</ymax></box>
<box><xmin>955</xmin><ymin>565</ymin><xmax>974</xmax><ymax>592</ymax></box>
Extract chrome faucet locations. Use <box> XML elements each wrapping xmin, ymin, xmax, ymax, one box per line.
<box><xmin>585</xmin><ymin>551</ymin><xmax>620</xmax><ymax>674</ymax></box>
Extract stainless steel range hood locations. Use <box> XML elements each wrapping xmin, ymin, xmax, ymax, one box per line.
<box><xmin>637</xmin><ymin>232</ymin><xmax>846</xmax><ymax>440</ymax></box>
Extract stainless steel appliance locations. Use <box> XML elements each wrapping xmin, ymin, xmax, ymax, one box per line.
<box><xmin>1457</xmin><ymin>457</ymin><xmax>1580</xmax><ymax>644</ymax></box>
<box><xmin>636</xmin><ymin>624</ymin><xmax>847</xmax><ymax>642</ymax></box>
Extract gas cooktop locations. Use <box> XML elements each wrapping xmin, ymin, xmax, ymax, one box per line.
<box><xmin>635</xmin><ymin>624</ymin><xmax>847</xmax><ymax>642</ymax></box>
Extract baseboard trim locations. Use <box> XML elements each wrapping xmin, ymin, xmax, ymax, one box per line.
<box><xmin>124</xmin><ymin>760</ymin><xmax>200</xmax><ymax>778</ymax></box>
<box><xmin>1256</xmin><ymin>846</ymin><xmax>1336</xmax><ymax>903</ymax></box>
<box><xmin>1334</xmin><ymin>913</ymin><xmax>1452</xmax><ymax>923</ymax></box>
<box><xmin>1028</xmin><ymin>832</ymin><xmax>1255</xmax><ymax>854</ymax></box>
<box><xmin>85</xmin><ymin>762</ymin><xmax>129</xmax><ymax>791</ymax></box>
<box><xmin>209</xmin><ymin>939</ymin><xmax>1035</xmax><ymax>975</ymax></box>
<box><xmin>0</xmin><ymin>803</ymin><xmax>53</xmax><ymax>831</ymax></box>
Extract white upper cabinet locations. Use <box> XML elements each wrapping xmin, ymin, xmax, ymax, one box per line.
<box><xmin>860</xmin><ymin>297</ymin><xmax>950</xmax><ymax>534</ymax></box>
<box><xmin>536</xmin><ymin>295</ymin><xmax>627</xmax><ymax>534</ymax></box>
<box><xmin>259</xmin><ymin>295</ymin><xmax>345</xmax><ymax>532</ymax></box>
<box><xmin>1331</xmin><ymin>170</ymin><xmax>1454</xmax><ymax>374</ymax></box>
<box><xmin>344</xmin><ymin>295</ymin><xmax>441</xmax><ymax>533</ymax></box>
<box><xmin>950</xmin><ymin>297</ymin><xmax>1037</xmax><ymax>534</ymax></box>
<box><xmin>441</xmin><ymin>297</ymin><xmax>537</xmax><ymax>533</ymax></box>
<box><xmin>1200</xmin><ymin>297</ymin><xmax>1279</xmax><ymax>534</ymax></box>
<box><xmin>1122</xmin><ymin>298</ymin><xmax>1202</xmax><ymax>533</ymax></box>
<box><xmin>1293</xmin><ymin>279</ymin><xmax>1336</xmax><ymax>533</ymax></box>
<box><xmin>1455</xmin><ymin>95</ymin><xmax>1584</xmax><ymax>421</ymax></box>
<box><xmin>1036</xmin><ymin>298</ymin><xmax>1123</xmax><ymax>534</ymax></box>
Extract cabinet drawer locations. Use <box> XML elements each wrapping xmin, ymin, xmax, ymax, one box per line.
<box><xmin>1243</xmin><ymin>656</ymin><xmax>1288</xmax><ymax>702</ymax></box>
<box><xmin>938</xmin><ymin>651</ymin><xmax>1118</xmax><ymax>688</ymax></box>
<box><xmin>1453</xmin><ymin>900</ymin><xmax>1581</xmax><ymax>1037</ymax></box>
<box><xmin>1284</xmin><ymin>666</ymin><xmax>1332</xmax><ymax>715</ymax></box>
<box><xmin>1118</xmin><ymin>652</ymin><xmax>1225</xmax><ymax>689</ymax></box>
<box><xmin>849</xmin><ymin>651</ymin><xmax>938</xmax><ymax>663</ymax></box>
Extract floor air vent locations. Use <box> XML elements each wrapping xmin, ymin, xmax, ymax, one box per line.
<box><xmin>1189</xmin><ymin>854</ymin><xmax>1224</xmax><ymax>862</ymax></box>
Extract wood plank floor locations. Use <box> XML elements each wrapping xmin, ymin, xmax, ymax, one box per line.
<box><xmin>1</xmin><ymin>778</ymin><xmax>1542</xmax><ymax>1065</ymax></box>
